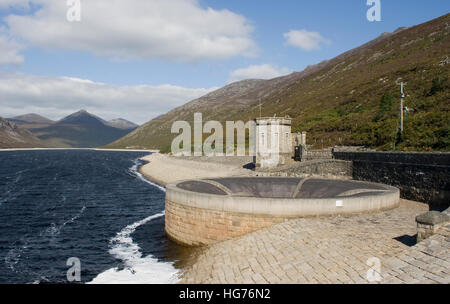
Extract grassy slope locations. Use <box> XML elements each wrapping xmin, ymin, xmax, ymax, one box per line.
<box><xmin>108</xmin><ymin>14</ymin><xmax>450</xmax><ymax>152</ymax></box>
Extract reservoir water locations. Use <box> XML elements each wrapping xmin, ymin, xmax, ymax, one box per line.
<box><xmin>0</xmin><ymin>149</ymin><xmax>182</xmax><ymax>284</ymax></box>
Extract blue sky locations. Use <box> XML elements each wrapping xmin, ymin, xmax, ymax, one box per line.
<box><xmin>0</xmin><ymin>0</ymin><xmax>448</xmax><ymax>123</ymax></box>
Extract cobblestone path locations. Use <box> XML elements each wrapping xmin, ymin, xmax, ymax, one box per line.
<box><xmin>180</xmin><ymin>200</ymin><xmax>449</xmax><ymax>284</ymax></box>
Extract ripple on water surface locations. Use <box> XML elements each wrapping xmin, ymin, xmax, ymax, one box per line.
<box><xmin>0</xmin><ymin>150</ymin><xmax>186</xmax><ymax>283</ymax></box>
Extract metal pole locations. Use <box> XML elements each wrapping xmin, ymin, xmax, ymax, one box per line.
<box><xmin>400</xmin><ymin>82</ymin><xmax>404</xmax><ymax>134</ymax></box>
<box><xmin>400</xmin><ymin>98</ymin><xmax>404</xmax><ymax>133</ymax></box>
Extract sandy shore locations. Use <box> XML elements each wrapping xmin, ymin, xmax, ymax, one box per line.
<box><xmin>94</xmin><ymin>148</ymin><xmax>160</xmax><ymax>153</ymax></box>
<box><xmin>139</xmin><ymin>153</ymin><xmax>254</xmax><ymax>186</ymax></box>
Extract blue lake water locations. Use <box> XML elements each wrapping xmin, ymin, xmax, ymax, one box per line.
<box><xmin>0</xmin><ymin>150</ymin><xmax>182</xmax><ymax>284</ymax></box>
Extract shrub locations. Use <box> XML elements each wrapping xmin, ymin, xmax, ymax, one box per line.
<box><xmin>428</xmin><ymin>77</ymin><xmax>448</xmax><ymax>96</ymax></box>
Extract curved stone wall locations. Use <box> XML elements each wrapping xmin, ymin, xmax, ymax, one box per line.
<box><xmin>165</xmin><ymin>177</ymin><xmax>400</xmax><ymax>246</ymax></box>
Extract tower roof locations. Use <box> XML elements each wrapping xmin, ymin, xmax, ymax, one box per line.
<box><xmin>254</xmin><ymin>116</ymin><xmax>292</xmax><ymax>125</ymax></box>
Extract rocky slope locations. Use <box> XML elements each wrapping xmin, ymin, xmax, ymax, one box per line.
<box><xmin>0</xmin><ymin>117</ymin><xmax>47</xmax><ymax>148</ymax></box>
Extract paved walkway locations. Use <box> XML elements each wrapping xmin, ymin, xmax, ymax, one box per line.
<box><xmin>180</xmin><ymin>200</ymin><xmax>450</xmax><ymax>284</ymax></box>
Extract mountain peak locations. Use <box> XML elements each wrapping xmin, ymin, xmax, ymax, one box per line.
<box><xmin>73</xmin><ymin>109</ymin><xmax>91</xmax><ymax>116</ymax></box>
<box><xmin>58</xmin><ymin>110</ymin><xmax>106</xmax><ymax>125</ymax></box>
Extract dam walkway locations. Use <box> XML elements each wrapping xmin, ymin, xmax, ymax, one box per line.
<box><xmin>180</xmin><ymin>200</ymin><xmax>450</xmax><ymax>284</ymax></box>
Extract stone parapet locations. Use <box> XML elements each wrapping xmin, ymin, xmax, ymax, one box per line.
<box><xmin>333</xmin><ymin>151</ymin><xmax>450</xmax><ymax>210</ymax></box>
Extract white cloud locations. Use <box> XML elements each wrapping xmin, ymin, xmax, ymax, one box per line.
<box><xmin>4</xmin><ymin>0</ymin><xmax>257</xmax><ymax>62</ymax></box>
<box><xmin>284</xmin><ymin>29</ymin><xmax>330</xmax><ymax>51</ymax></box>
<box><xmin>0</xmin><ymin>0</ymin><xmax>31</xmax><ymax>9</ymax></box>
<box><xmin>0</xmin><ymin>33</ymin><xmax>24</xmax><ymax>65</ymax></box>
<box><xmin>0</xmin><ymin>72</ymin><xmax>217</xmax><ymax>124</ymax></box>
<box><xmin>228</xmin><ymin>64</ymin><xmax>292</xmax><ymax>83</ymax></box>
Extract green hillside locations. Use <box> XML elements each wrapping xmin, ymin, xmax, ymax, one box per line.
<box><xmin>107</xmin><ymin>14</ymin><xmax>450</xmax><ymax>153</ymax></box>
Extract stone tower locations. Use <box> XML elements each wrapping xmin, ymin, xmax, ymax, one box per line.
<box><xmin>254</xmin><ymin>116</ymin><xmax>292</xmax><ymax>168</ymax></box>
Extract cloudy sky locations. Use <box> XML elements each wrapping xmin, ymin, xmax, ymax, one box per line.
<box><xmin>0</xmin><ymin>0</ymin><xmax>448</xmax><ymax>124</ymax></box>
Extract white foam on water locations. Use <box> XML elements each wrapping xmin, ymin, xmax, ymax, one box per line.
<box><xmin>40</xmin><ymin>205</ymin><xmax>86</xmax><ymax>238</ymax></box>
<box><xmin>4</xmin><ymin>239</ymin><xmax>28</xmax><ymax>273</ymax></box>
<box><xmin>89</xmin><ymin>159</ymin><xmax>178</xmax><ymax>284</ymax></box>
<box><xmin>89</xmin><ymin>212</ymin><xmax>180</xmax><ymax>284</ymax></box>
<box><xmin>129</xmin><ymin>159</ymin><xmax>166</xmax><ymax>192</ymax></box>
<box><xmin>64</xmin><ymin>205</ymin><xmax>86</xmax><ymax>226</ymax></box>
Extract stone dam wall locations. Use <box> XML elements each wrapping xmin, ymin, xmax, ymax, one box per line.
<box><xmin>333</xmin><ymin>151</ymin><xmax>450</xmax><ymax>211</ymax></box>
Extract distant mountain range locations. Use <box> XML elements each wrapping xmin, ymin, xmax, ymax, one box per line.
<box><xmin>107</xmin><ymin>13</ymin><xmax>449</xmax><ymax>152</ymax></box>
<box><xmin>2</xmin><ymin>110</ymin><xmax>138</xmax><ymax>148</ymax></box>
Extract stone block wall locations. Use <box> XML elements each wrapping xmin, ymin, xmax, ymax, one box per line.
<box><xmin>165</xmin><ymin>199</ymin><xmax>286</xmax><ymax>246</ymax></box>
<box><xmin>333</xmin><ymin>151</ymin><xmax>450</xmax><ymax>210</ymax></box>
<box><xmin>295</xmin><ymin>146</ymin><xmax>333</xmax><ymax>162</ymax></box>
<box><xmin>416</xmin><ymin>222</ymin><xmax>448</xmax><ymax>243</ymax></box>
<box><xmin>303</xmin><ymin>149</ymin><xmax>333</xmax><ymax>161</ymax></box>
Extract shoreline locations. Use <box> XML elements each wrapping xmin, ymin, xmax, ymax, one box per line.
<box><xmin>138</xmin><ymin>164</ymin><xmax>168</xmax><ymax>188</ymax></box>
<box><xmin>0</xmin><ymin>148</ymin><xmax>159</xmax><ymax>153</ymax></box>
